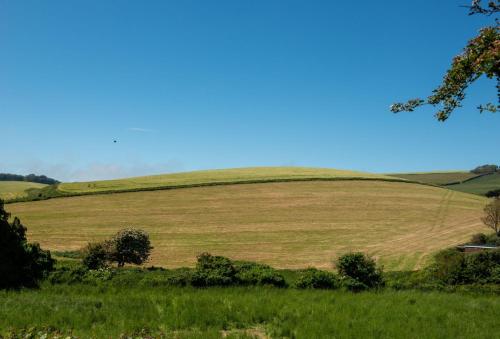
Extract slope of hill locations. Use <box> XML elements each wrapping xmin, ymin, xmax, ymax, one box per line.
<box><xmin>0</xmin><ymin>181</ymin><xmax>47</xmax><ymax>200</ymax></box>
<box><xmin>446</xmin><ymin>172</ymin><xmax>500</xmax><ymax>195</ymax></box>
<box><xmin>58</xmin><ymin>167</ymin><xmax>405</xmax><ymax>194</ymax></box>
<box><xmin>9</xmin><ymin>179</ymin><xmax>487</xmax><ymax>271</ymax></box>
<box><xmin>387</xmin><ymin>171</ymin><xmax>480</xmax><ymax>185</ymax></box>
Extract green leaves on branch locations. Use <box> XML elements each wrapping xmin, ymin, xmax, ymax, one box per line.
<box><xmin>392</xmin><ymin>23</ymin><xmax>499</xmax><ymax>121</ymax></box>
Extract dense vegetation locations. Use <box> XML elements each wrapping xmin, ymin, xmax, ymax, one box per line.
<box><xmin>0</xmin><ymin>173</ymin><xmax>59</xmax><ymax>185</ymax></box>
<box><xmin>0</xmin><ymin>200</ymin><xmax>54</xmax><ymax>289</ymax></box>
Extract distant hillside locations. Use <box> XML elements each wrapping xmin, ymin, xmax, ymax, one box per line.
<box><xmin>9</xmin><ymin>179</ymin><xmax>486</xmax><ymax>271</ymax></box>
<box><xmin>57</xmin><ymin>167</ymin><xmax>405</xmax><ymax>194</ymax></box>
<box><xmin>446</xmin><ymin>172</ymin><xmax>500</xmax><ymax>196</ymax></box>
<box><xmin>388</xmin><ymin>165</ymin><xmax>500</xmax><ymax>196</ymax></box>
<box><xmin>0</xmin><ymin>181</ymin><xmax>47</xmax><ymax>200</ymax></box>
<box><xmin>0</xmin><ymin>173</ymin><xmax>59</xmax><ymax>185</ymax></box>
<box><xmin>387</xmin><ymin>172</ymin><xmax>480</xmax><ymax>186</ymax></box>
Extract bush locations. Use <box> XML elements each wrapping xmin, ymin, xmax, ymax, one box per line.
<box><xmin>48</xmin><ymin>266</ymin><xmax>88</xmax><ymax>285</ymax></box>
<box><xmin>190</xmin><ymin>253</ymin><xmax>237</xmax><ymax>287</ymax></box>
<box><xmin>470</xmin><ymin>233</ymin><xmax>488</xmax><ymax>245</ymax></box>
<box><xmin>0</xmin><ymin>200</ymin><xmax>54</xmax><ymax>289</ymax></box>
<box><xmin>82</xmin><ymin>242</ymin><xmax>109</xmax><ymax>270</ymax></box>
<box><xmin>485</xmin><ymin>189</ymin><xmax>500</xmax><ymax>198</ymax></box>
<box><xmin>294</xmin><ymin>268</ymin><xmax>339</xmax><ymax>289</ymax></box>
<box><xmin>428</xmin><ymin>248</ymin><xmax>500</xmax><ymax>285</ymax></box>
<box><xmin>336</xmin><ymin>252</ymin><xmax>383</xmax><ymax>289</ymax></box>
<box><xmin>427</xmin><ymin>248</ymin><xmax>466</xmax><ymax>284</ymax></box>
<box><xmin>235</xmin><ymin>261</ymin><xmax>287</xmax><ymax>287</ymax></box>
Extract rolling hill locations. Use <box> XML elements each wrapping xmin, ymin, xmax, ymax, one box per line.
<box><xmin>7</xmin><ymin>168</ymin><xmax>488</xmax><ymax>271</ymax></box>
<box><xmin>446</xmin><ymin>172</ymin><xmax>500</xmax><ymax>195</ymax></box>
<box><xmin>387</xmin><ymin>171</ymin><xmax>480</xmax><ymax>186</ymax></box>
<box><xmin>0</xmin><ymin>181</ymin><xmax>47</xmax><ymax>200</ymax></box>
<box><xmin>57</xmin><ymin>167</ymin><xmax>404</xmax><ymax>194</ymax></box>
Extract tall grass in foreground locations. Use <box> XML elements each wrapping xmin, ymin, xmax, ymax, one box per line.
<box><xmin>1</xmin><ymin>285</ymin><xmax>499</xmax><ymax>338</ymax></box>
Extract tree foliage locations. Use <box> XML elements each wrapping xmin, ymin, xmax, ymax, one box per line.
<box><xmin>0</xmin><ymin>199</ymin><xmax>54</xmax><ymax>289</ymax></box>
<box><xmin>0</xmin><ymin>173</ymin><xmax>59</xmax><ymax>185</ymax></box>
<box><xmin>482</xmin><ymin>198</ymin><xmax>500</xmax><ymax>235</ymax></box>
<box><xmin>335</xmin><ymin>252</ymin><xmax>384</xmax><ymax>289</ymax></box>
<box><xmin>108</xmin><ymin>229</ymin><xmax>153</xmax><ymax>267</ymax></box>
<box><xmin>471</xmin><ymin>164</ymin><xmax>499</xmax><ymax>174</ymax></box>
<box><xmin>391</xmin><ymin>1</ymin><xmax>499</xmax><ymax>121</ymax></box>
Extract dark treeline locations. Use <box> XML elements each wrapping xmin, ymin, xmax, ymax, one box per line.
<box><xmin>0</xmin><ymin>173</ymin><xmax>60</xmax><ymax>185</ymax></box>
<box><xmin>471</xmin><ymin>164</ymin><xmax>499</xmax><ymax>174</ymax></box>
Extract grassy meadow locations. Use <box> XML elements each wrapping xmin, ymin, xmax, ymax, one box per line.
<box><xmin>9</xmin><ymin>180</ymin><xmax>487</xmax><ymax>270</ymax></box>
<box><xmin>446</xmin><ymin>172</ymin><xmax>500</xmax><ymax>195</ymax></box>
<box><xmin>1</xmin><ymin>284</ymin><xmax>499</xmax><ymax>338</ymax></box>
<box><xmin>57</xmin><ymin>167</ymin><xmax>403</xmax><ymax>194</ymax></box>
<box><xmin>0</xmin><ymin>181</ymin><xmax>47</xmax><ymax>200</ymax></box>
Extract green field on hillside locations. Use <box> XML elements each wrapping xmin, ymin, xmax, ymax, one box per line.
<box><xmin>58</xmin><ymin>167</ymin><xmax>404</xmax><ymax>194</ymax></box>
<box><xmin>446</xmin><ymin>172</ymin><xmax>500</xmax><ymax>195</ymax></box>
<box><xmin>1</xmin><ymin>285</ymin><xmax>499</xmax><ymax>338</ymax></box>
<box><xmin>9</xmin><ymin>180</ymin><xmax>487</xmax><ymax>271</ymax></box>
<box><xmin>0</xmin><ymin>181</ymin><xmax>47</xmax><ymax>200</ymax></box>
<box><xmin>387</xmin><ymin>171</ymin><xmax>479</xmax><ymax>185</ymax></box>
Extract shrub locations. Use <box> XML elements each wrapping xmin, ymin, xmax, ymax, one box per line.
<box><xmin>48</xmin><ymin>266</ymin><xmax>87</xmax><ymax>285</ymax></box>
<box><xmin>294</xmin><ymin>268</ymin><xmax>339</xmax><ymax>289</ymax></box>
<box><xmin>485</xmin><ymin>189</ymin><xmax>500</xmax><ymax>198</ymax></box>
<box><xmin>190</xmin><ymin>253</ymin><xmax>237</xmax><ymax>287</ymax></box>
<box><xmin>428</xmin><ymin>248</ymin><xmax>500</xmax><ymax>285</ymax></box>
<box><xmin>235</xmin><ymin>261</ymin><xmax>287</xmax><ymax>287</ymax></box>
<box><xmin>82</xmin><ymin>242</ymin><xmax>109</xmax><ymax>270</ymax></box>
<box><xmin>470</xmin><ymin>233</ymin><xmax>488</xmax><ymax>245</ymax></box>
<box><xmin>108</xmin><ymin>229</ymin><xmax>153</xmax><ymax>267</ymax></box>
<box><xmin>463</xmin><ymin>249</ymin><xmax>500</xmax><ymax>284</ymax></box>
<box><xmin>0</xmin><ymin>200</ymin><xmax>54</xmax><ymax>289</ymax></box>
<box><xmin>427</xmin><ymin>248</ymin><xmax>466</xmax><ymax>284</ymax></box>
<box><xmin>336</xmin><ymin>252</ymin><xmax>383</xmax><ymax>289</ymax></box>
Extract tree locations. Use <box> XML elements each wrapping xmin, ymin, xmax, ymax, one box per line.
<box><xmin>482</xmin><ymin>198</ymin><xmax>500</xmax><ymax>235</ymax></box>
<box><xmin>391</xmin><ymin>0</ymin><xmax>499</xmax><ymax>121</ymax></box>
<box><xmin>0</xmin><ymin>199</ymin><xmax>54</xmax><ymax>289</ymax></box>
<box><xmin>336</xmin><ymin>252</ymin><xmax>383</xmax><ymax>289</ymax></box>
<box><xmin>471</xmin><ymin>164</ymin><xmax>499</xmax><ymax>174</ymax></box>
<box><xmin>107</xmin><ymin>228</ymin><xmax>153</xmax><ymax>267</ymax></box>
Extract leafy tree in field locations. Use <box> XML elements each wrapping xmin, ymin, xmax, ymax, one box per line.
<box><xmin>0</xmin><ymin>199</ymin><xmax>54</xmax><ymax>289</ymax></box>
<box><xmin>482</xmin><ymin>198</ymin><xmax>500</xmax><ymax>235</ymax></box>
<box><xmin>391</xmin><ymin>0</ymin><xmax>499</xmax><ymax>121</ymax></box>
<box><xmin>107</xmin><ymin>228</ymin><xmax>153</xmax><ymax>267</ymax></box>
<box><xmin>336</xmin><ymin>252</ymin><xmax>384</xmax><ymax>290</ymax></box>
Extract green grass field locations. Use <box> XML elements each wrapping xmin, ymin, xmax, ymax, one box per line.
<box><xmin>446</xmin><ymin>172</ymin><xmax>500</xmax><ymax>195</ymax></box>
<box><xmin>8</xmin><ymin>179</ymin><xmax>487</xmax><ymax>271</ymax></box>
<box><xmin>0</xmin><ymin>181</ymin><xmax>47</xmax><ymax>200</ymax></box>
<box><xmin>387</xmin><ymin>171</ymin><xmax>479</xmax><ymax>185</ymax></box>
<box><xmin>58</xmin><ymin>167</ymin><xmax>404</xmax><ymax>194</ymax></box>
<box><xmin>1</xmin><ymin>284</ymin><xmax>499</xmax><ymax>338</ymax></box>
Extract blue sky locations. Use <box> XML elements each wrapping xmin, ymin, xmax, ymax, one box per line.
<box><xmin>1</xmin><ymin>0</ymin><xmax>498</xmax><ymax>181</ymax></box>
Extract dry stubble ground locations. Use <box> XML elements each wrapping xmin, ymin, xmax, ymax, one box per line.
<box><xmin>8</xmin><ymin>180</ymin><xmax>487</xmax><ymax>270</ymax></box>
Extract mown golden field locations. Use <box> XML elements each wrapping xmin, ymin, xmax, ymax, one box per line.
<box><xmin>8</xmin><ymin>179</ymin><xmax>487</xmax><ymax>270</ymax></box>
<box><xmin>0</xmin><ymin>181</ymin><xmax>47</xmax><ymax>200</ymax></box>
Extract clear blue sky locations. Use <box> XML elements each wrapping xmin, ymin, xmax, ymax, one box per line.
<box><xmin>1</xmin><ymin>0</ymin><xmax>498</xmax><ymax>181</ymax></box>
